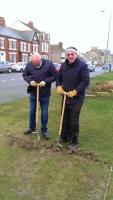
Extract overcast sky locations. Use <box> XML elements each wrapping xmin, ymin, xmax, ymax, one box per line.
<box><xmin>1</xmin><ymin>0</ymin><xmax>113</xmax><ymax>53</ymax></box>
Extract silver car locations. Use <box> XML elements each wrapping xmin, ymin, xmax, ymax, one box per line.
<box><xmin>0</xmin><ymin>61</ymin><xmax>12</xmax><ymax>73</ymax></box>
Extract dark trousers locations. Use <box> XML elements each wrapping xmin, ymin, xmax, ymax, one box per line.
<box><xmin>60</xmin><ymin>103</ymin><xmax>82</xmax><ymax>144</ymax></box>
<box><xmin>29</xmin><ymin>93</ymin><xmax>49</xmax><ymax>132</ymax></box>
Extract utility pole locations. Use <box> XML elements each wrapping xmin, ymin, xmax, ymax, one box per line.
<box><xmin>101</xmin><ymin>11</ymin><xmax>111</xmax><ymax>72</ymax></box>
<box><xmin>104</xmin><ymin>12</ymin><xmax>111</xmax><ymax>66</ymax></box>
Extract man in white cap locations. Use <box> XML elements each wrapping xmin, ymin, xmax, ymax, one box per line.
<box><xmin>56</xmin><ymin>47</ymin><xmax>90</xmax><ymax>151</ymax></box>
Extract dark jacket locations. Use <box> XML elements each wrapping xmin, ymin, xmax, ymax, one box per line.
<box><xmin>23</xmin><ymin>59</ymin><xmax>56</xmax><ymax>98</ymax></box>
<box><xmin>56</xmin><ymin>57</ymin><xmax>90</xmax><ymax>104</ymax></box>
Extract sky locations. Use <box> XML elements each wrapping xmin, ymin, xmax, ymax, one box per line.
<box><xmin>1</xmin><ymin>0</ymin><xmax>113</xmax><ymax>53</ymax></box>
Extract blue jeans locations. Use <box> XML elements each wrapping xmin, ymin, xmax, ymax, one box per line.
<box><xmin>29</xmin><ymin>93</ymin><xmax>49</xmax><ymax>132</ymax></box>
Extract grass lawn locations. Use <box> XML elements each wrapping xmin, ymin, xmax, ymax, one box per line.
<box><xmin>0</xmin><ymin>72</ymin><xmax>113</xmax><ymax>200</ymax></box>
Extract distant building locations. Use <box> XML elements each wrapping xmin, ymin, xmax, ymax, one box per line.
<box><xmin>50</xmin><ymin>42</ymin><xmax>65</xmax><ymax>63</ymax></box>
<box><xmin>0</xmin><ymin>17</ymin><xmax>50</xmax><ymax>63</ymax></box>
<box><xmin>85</xmin><ymin>47</ymin><xmax>113</xmax><ymax>65</ymax></box>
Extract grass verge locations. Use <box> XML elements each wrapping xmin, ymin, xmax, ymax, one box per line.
<box><xmin>0</xmin><ymin>72</ymin><xmax>113</xmax><ymax>200</ymax></box>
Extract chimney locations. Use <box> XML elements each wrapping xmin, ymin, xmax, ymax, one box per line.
<box><xmin>0</xmin><ymin>17</ymin><xmax>6</xmax><ymax>26</ymax></box>
<box><xmin>59</xmin><ymin>42</ymin><xmax>63</xmax><ymax>49</ymax></box>
<box><xmin>27</xmin><ymin>21</ymin><xmax>33</xmax><ymax>29</ymax></box>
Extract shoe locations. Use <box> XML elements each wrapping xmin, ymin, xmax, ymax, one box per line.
<box><xmin>24</xmin><ymin>128</ymin><xmax>35</xmax><ymax>135</ymax></box>
<box><xmin>42</xmin><ymin>132</ymin><xmax>50</xmax><ymax>140</ymax></box>
<box><xmin>67</xmin><ymin>143</ymin><xmax>79</xmax><ymax>152</ymax></box>
<box><xmin>55</xmin><ymin>137</ymin><xmax>64</xmax><ymax>148</ymax></box>
<box><xmin>56</xmin><ymin>137</ymin><xmax>63</xmax><ymax>143</ymax></box>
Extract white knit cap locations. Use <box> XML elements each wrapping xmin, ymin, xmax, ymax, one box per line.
<box><xmin>65</xmin><ymin>47</ymin><xmax>78</xmax><ymax>55</ymax></box>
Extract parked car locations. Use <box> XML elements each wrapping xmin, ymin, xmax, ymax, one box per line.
<box><xmin>102</xmin><ymin>64</ymin><xmax>109</xmax><ymax>70</ymax></box>
<box><xmin>0</xmin><ymin>61</ymin><xmax>12</xmax><ymax>73</ymax></box>
<box><xmin>53</xmin><ymin>63</ymin><xmax>61</xmax><ymax>72</ymax></box>
<box><xmin>11</xmin><ymin>62</ymin><xmax>27</xmax><ymax>72</ymax></box>
<box><xmin>87</xmin><ymin>64</ymin><xmax>95</xmax><ymax>72</ymax></box>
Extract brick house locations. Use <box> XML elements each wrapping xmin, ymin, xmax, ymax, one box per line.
<box><xmin>0</xmin><ymin>17</ymin><xmax>50</xmax><ymax>63</ymax></box>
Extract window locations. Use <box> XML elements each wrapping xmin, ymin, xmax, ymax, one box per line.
<box><xmin>8</xmin><ymin>39</ymin><xmax>17</xmax><ymax>50</ymax></box>
<box><xmin>22</xmin><ymin>54</ymin><xmax>28</xmax><ymax>62</ymax></box>
<box><xmin>20</xmin><ymin>42</ymin><xmax>27</xmax><ymax>52</ymax></box>
<box><xmin>20</xmin><ymin>42</ymin><xmax>24</xmax><ymax>51</ymax></box>
<box><xmin>41</xmin><ymin>43</ymin><xmax>49</xmax><ymax>53</ymax></box>
<box><xmin>23</xmin><ymin>43</ymin><xmax>27</xmax><ymax>52</ymax></box>
<box><xmin>39</xmin><ymin>32</ymin><xmax>45</xmax><ymax>41</ymax></box>
<box><xmin>45</xmin><ymin>33</ymin><xmax>50</xmax><ymax>42</ymax></box>
<box><xmin>33</xmin><ymin>44</ymin><xmax>38</xmax><ymax>53</ymax></box>
<box><xmin>0</xmin><ymin>37</ymin><xmax>5</xmax><ymax>48</ymax></box>
<box><xmin>9</xmin><ymin>53</ymin><xmax>16</xmax><ymax>63</ymax></box>
<box><xmin>28</xmin><ymin>43</ymin><xmax>31</xmax><ymax>52</ymax></box>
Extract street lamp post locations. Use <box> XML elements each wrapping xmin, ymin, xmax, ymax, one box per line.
<box><xmin>104</xmin><ymin>11</ymin><xmax>111</xmax><ymax>67</ymax></box>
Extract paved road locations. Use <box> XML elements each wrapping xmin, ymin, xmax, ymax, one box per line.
<box><xmin>0</xmin><ymin>73</ymin><xmax>28</xmax><ymax>104</ymax></box>
<box><xmin>0</xmin><ymin>73</ymin><xmax>56</xmax><ymax>104</ymax></box>
<box><xmin>0</xmin><ymin>67</ymin><xmax>108</xmax><ymax>104</ymax></box>
<box><xmin>90</xmin><ymin>66</ymin><xmax>108</xmax><ymax>77</ymax></box>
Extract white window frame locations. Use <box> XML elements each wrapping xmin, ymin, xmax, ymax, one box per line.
<box><xmin>0</xmin><ymin>37</ymin><xmax>5</xmax><ymax>49</ymax></box>
<box><xmin>41</xmin><ymin>42</ymin><xmax>48</xmax><ymax>53</ymax></box>
<box><xmin>28</xmin><ymin>43</ymin><xmax>31</xmax><ymax>52</ymax></box>
<box><xmin>8</xmin><ymin>39</ymin><xmax>17</xmax><ymax>50</ymax></box>
<box><xmin>22</xmin><ymin>54</ymin><xmax>28</xmax><ymax>62</ymax></box>
<box><xmin>33</xmin><ymin>44</ymin><xmax>38</xmax><ymax>53</ymax></box>
<box><xmin>20</xmin><ymin>42</ymin><xmax>27</xmax><ymax>52</ymax></box>
<box><xmin>9</xmin><ymin>52</ymin><xmax>17</xmax><ymax>63</ymax></box>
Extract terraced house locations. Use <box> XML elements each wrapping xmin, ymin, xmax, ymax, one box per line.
<box><xmin>0</xmin><ymin>17</ymin><xmax>50</xmax><ymax>63</ymax></box>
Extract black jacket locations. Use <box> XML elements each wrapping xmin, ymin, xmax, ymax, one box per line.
<box><xmin>23</xmin><ymin>59</ymin><xmax>56</xmax><ymax>98</ymax></box>
<box><xmin>56</xmin><ymin>58</ymin><xmax>90</xmax><ymax>104</ymax></box>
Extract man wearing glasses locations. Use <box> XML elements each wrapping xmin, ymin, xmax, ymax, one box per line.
<box><xmin>56</xmin><ymin>47</ymin><xmax>90</xmax><ymax>151</ymax></box>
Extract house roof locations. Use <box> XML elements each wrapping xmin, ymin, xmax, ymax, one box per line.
<box><xmin>0</xmin><ymin>26</ymin><xmax>36</xmax><ymax>42</ymax></box>
<box><xmin>19</xmin><ymin>20</ymin><xmax>41</xmax><ymax>34</ymax></box>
